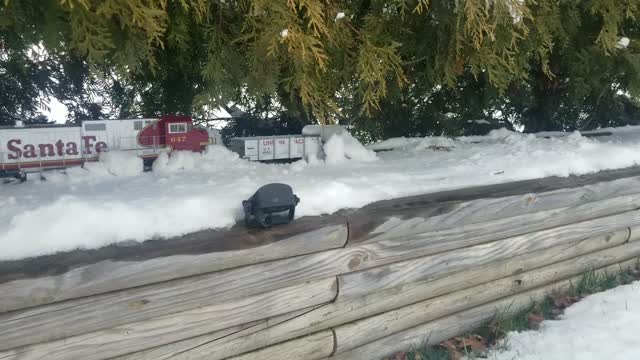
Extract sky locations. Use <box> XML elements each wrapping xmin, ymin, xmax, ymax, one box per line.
<box><xmin>42</xmin><ymin>97</ymin><xmax>232</xmax><ymax>126</ymax></box>
<box><xmin>43</xmin><ymin>97</ymin><xmax>69</xmax><ymax>123</ymax></box>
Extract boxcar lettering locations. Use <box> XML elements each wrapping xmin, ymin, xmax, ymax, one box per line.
<box><xmin>38</xmin><ymin>143</ymin><xmax>55</xmax><ymax>157</ymax></box>
<box><xmin>7</xmin><ymin>139</ymin><xmax>22</xmax><ymax>159</ymax></box>
<box><xmin>6</xmin><ymin>139</ymin><xmax>86</xmax><ymax>159</ymax></box>
<box><xmin>81</xmin><ymin>136</ymin><xmax>97</xmax><ymax>155</ymax></box>
<box><xmin>66</xmin><ymin>142</ymin><xmax>79</xmax><ymax>156</ymax></box>
<box><xmin>23</xmin><ymin>144</ymin><xmax>36</xmax><ymax>158</ymax></box>
<box><xmin>55</xmin><ymin>140</ymin><xmax>65</xmax><ymax>156</ymax></box>
<box><xmin>95</xmin><ymin>141</ymin><xmax>108</xmax><ymax>153</ymax></box>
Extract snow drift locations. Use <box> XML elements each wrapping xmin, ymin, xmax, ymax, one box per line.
<box><xmin>3</xmin><ymin>127</ymin><xmax>640</xmax><ymax>260</ymax></box>
<box><xmin>324</xmin><ymin>132</ymin><xmax>378</xmax><ymax>164</ymax></box>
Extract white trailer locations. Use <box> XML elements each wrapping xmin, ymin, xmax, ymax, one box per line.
<box><xmin>229</xmin><ymin>134</ymin><xmax>319</xmax><ymax>161</ymax></box>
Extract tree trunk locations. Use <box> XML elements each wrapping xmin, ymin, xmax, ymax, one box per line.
<box><xmin>524</xmin><ymin>60</ymin><xmax>564</xmax><ymax>133</ymax></box>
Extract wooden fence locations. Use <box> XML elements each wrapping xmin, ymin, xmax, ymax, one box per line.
<box><xmin>3</xmin><ymin>166</ymin><xmax>640</xmax><ymax>359</ymax></box>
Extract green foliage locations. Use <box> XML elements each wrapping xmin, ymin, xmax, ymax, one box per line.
<box><xmin>0</xmin><ymin>0</ymin><xmax>638</xmax><ymax>135</ymax></box>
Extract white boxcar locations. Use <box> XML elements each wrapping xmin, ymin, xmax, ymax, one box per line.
<box><xmin>258</xmin><ymin>138</ymin><xmax>275</xmax><ymax>161</ymax></box>
<box><xmin>274</xmin><ymin>137</ymin><xmax>290</xmax><ymax>159</ymax></box>
<box><xmin>230</xmin><ymin>135</ymin><xmax>320</xmax><ymax>161</ymax></box>
<box><xmin>290</xmin><ymin>136</ymin><xmax>305</xmax><ymax>158</ymax></box>
<box><xmin>229</xmin><ymin>138</ymin><xmax>259</xmax><ymax>161</ymax></box>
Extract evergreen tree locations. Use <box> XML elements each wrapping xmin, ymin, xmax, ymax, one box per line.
<box><xmin>0</xmin><ymin>0</ymin><xmax>638</xmax><ymax>133</ymax></box>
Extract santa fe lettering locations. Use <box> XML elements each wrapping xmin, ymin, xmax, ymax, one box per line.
<box><xmin>5</xmin><ymin>137</ymin><xmax>108</xmax><ymax>159</ymax></box>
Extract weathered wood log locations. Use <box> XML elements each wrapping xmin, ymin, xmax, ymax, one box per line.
<box><xmin>0</xmin><ymin>278</ymin><xmax>337</xmax><ymax>353</ymax></box>
<box><xmin>339</xmin><ymin>216</ymin><xmax>634</xmax><ymax>301</ymax></box>
<box><xmin>628</xmin><ymin>225</ymin><xmax>640</xmax><ymax>242</ymax></box>
<box><xmin>114</xmin><ymin>229</ymin><xmax>628</xmax><ymax>360</ymax></box>
<box><xmin>0</xmin><ymin>217</ymin><xmax>347</xmax><ymax>313</ymax></box>
<box><xmin>228</xmin><ymin>330</ymin><xmax>335</xmax><ymax>360</ymax></box>
<box><xmin>346</xmin><ymin>191</ymin><xmax>640</xmax><ymax>261</ymax></box>
<box><xmin>112</xmin><ymin>307</ymin><xmax>322</xmax><ymax>360</ymax></box>
<box><xmin>2</xmin><ymin>210</ymin><xmax>637</xmax><ymax>351</ymax></box>
<box><xmin>332</xmin><ymin>258</ymin><xmax>639</xmax><ymax>360</ymax></box>
<box><xmin>3</xmin><ymin>170</ymin><xmax>640</xmax><ymax>314</ymax></box>
<box><xmin>347</xmin><ymin>173</ymin><xmax>640</xmax><ymax>245</ymax></box>
<box><xmin>332</xmin><ymin>241</ymin><xmax>640</xmax><ymax>353</ymax></box>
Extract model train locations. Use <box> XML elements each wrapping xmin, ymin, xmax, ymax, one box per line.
<box><xmin>0</xmin><ymin>116</ymin><xmax>335</xmax><ymax>181</ymax></box>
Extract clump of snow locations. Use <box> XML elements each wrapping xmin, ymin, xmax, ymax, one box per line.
<box><xmin>151</xmin><ymin>151</ymin><xmax>170</xmax><ymax>172</ymax></box>
<box><xmin>152</xmin><ymin>151</ymin><xmax>197</xmax><ymax>173</ymax></box>
<box><xmin>617</xmin><ymin>37</ymin><xmax>630</xmax><ymax>49</ymax></box>
<box><xmin>368</xmin><ymin>135</ymin><xmax>457</xmax><ymax>152</ymax></box>
<box><xmin>482</xmin><ymin>280</ymin><xmax>640</xmax><ymax>359</ymax></box>
<box><xmin>335</xmin><ymin>12</ymin><xmax>346</xmax><ymax>21</ymax></box>
<box><xmin>467</xmin><ymin>119</ymin><xmax>491</xmax><ymax>125</ymax></box>
<box><xmin>323</xmin><ymin>132</ymin><xmax>378</xmax><ymax>164</ymax></box>
<box><xmin>93</xmin><ymin>151</ymin><xmax>143</xmax><ymax>177</ymax></box>
<box><xmin>4</xmin><ymin>126</ymin><xmax>640</xmax><ymax>260</ymax></box>
<box><xmin>44</xmin><ymin>151</ymin><xmax>143</xmax><ymax>183</ymax></box>
<box><xmin>154</xmin><ymin>146</ymin><xmax>248</xmax><ymax>174</ymax></box>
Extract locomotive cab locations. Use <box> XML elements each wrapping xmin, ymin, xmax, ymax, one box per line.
<box><xmin>164</xmin><ymin>118</ymin><xmax>209</xmax><ymax>151</ymax></box>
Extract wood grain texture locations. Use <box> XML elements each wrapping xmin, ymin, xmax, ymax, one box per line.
<box><xmin>0</xmin><ymin>278</ymin><xmax>337</xmax><ymax>354</ymax></box>
<box><xmin>629</xmin><ymin>225</ymin><xmax>640</xmax><ymax>242</ymax></box>
<box><xmin>111</xmin><ymin>307</ymin><xmax>322</xmax><ymax>360</ymax></box>
<box><xmin>339</xmin><ymin>216</ymin><xmax>636</xmax><ymax>301</ymax></box>
<box><xmin>332</xmin><ymin>258</ymin><xmax>639</xmax><ymax>360</ymax></box>
<box><xmin>228</xmin><ymin>330</ymin><xmax>335</xmax><ymax>360</ymax></box>
<box><xmin>121</xmin><ymin>229</ymin><xmax>628</xmax><ymax>360</ymax></box>
<box><xmin>353</xmin><ymin>167</ymin><xmax>640</xmax><ymax>213</ymax></box>
<box><xmin>347</xmin><ymin>191</ymin><xmax>640</xmax><ymax>260</ymax></box>
<box><xmin>347</xmin><ymin>174</ymin><xmax>640</xmax><ymax>245</ymax></box>
<box><xmin>332</xmin><ymin>241</ymin><xmax>640</xmax><ymax>353</ymax></box>
<box><xmin>1</xmin><ymin>213</ymin><xmax>636</xmax><ymax>352</ymax></box>
<box><xmin>0</xmin><ymin>219</ymin><xmax>347</xmax><ymax>313</ymax></box>
<box><xmin>1</xmin><ymin>170</ymin><xmax>640</xmax><ymax>355</ymax></box>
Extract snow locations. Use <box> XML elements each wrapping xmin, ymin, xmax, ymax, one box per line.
<box><xmin>467</xmin><ymin>119</ymin><xmax>491</xmax><ymax>125</ymax></box>
<box><xmin>3</xmin><ymin>127</ymin><xmax>640</xmax><ymax>260</ymax></box>
<box><xmin>323</xmin><ymin>132</ymin><xmax>378</xmax><ymax>164</ymax></box>
<box><xmin>44</xmin><ymin>151</ymin><xmax>143</xmax><ymax>183</ymax></box>
<box><xmin>91</xmin><ymin>151</ymin><xmax>143</xmax><ymax>177</ymax></box>
<box><xmin>482</xmin><ymin>280</ymin><xmax>640</xmax><ymax>359</ymax></box>
<box><xmin>367</xmin><ymin>134</ymin><xmax>457</xmax><ymax>152</ymax></box>
<box><xmin>617</xmin><ymin>37</ymin><xmax>630</xmax><ymax>49</ymax></box>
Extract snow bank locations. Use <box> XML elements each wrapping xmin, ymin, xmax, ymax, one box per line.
<box><xmin>367</xmin><ymin>135</ymin><xmax>457</xmax><ymax>152</ymax></box>
<box><xmin>42</xmin><ymin>150</ymin><xmax>143</xmax><ymax>183</ymax></box>
<box><xmin>93</xmin><ymin>151</ymin><xmax>143</xmax><ymax>177</ymax></box>
<box><xmin>153</xmin><ymin>146</ymin><xmax>250</xmax><ymax>174</ymax></box>
<box><xmin>3</xmin><ymin>127</ymin><xmax>640</xmax><ymax>260</ymax></box>
<box><xmin>324</xmin><ymin>132</ymin><xmax>377</xmax><ymax>164</ymax></box>
<box><xmin>483</xmin><ymin>281</ymin><xmax>640</xmax><ymax>360</ymax></box>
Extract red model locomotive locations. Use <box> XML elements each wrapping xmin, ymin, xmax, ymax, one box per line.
<box><xmin>0</xmin><ymin>116</ymin><xmax>218</xmax><ymax>181</ymax></box>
